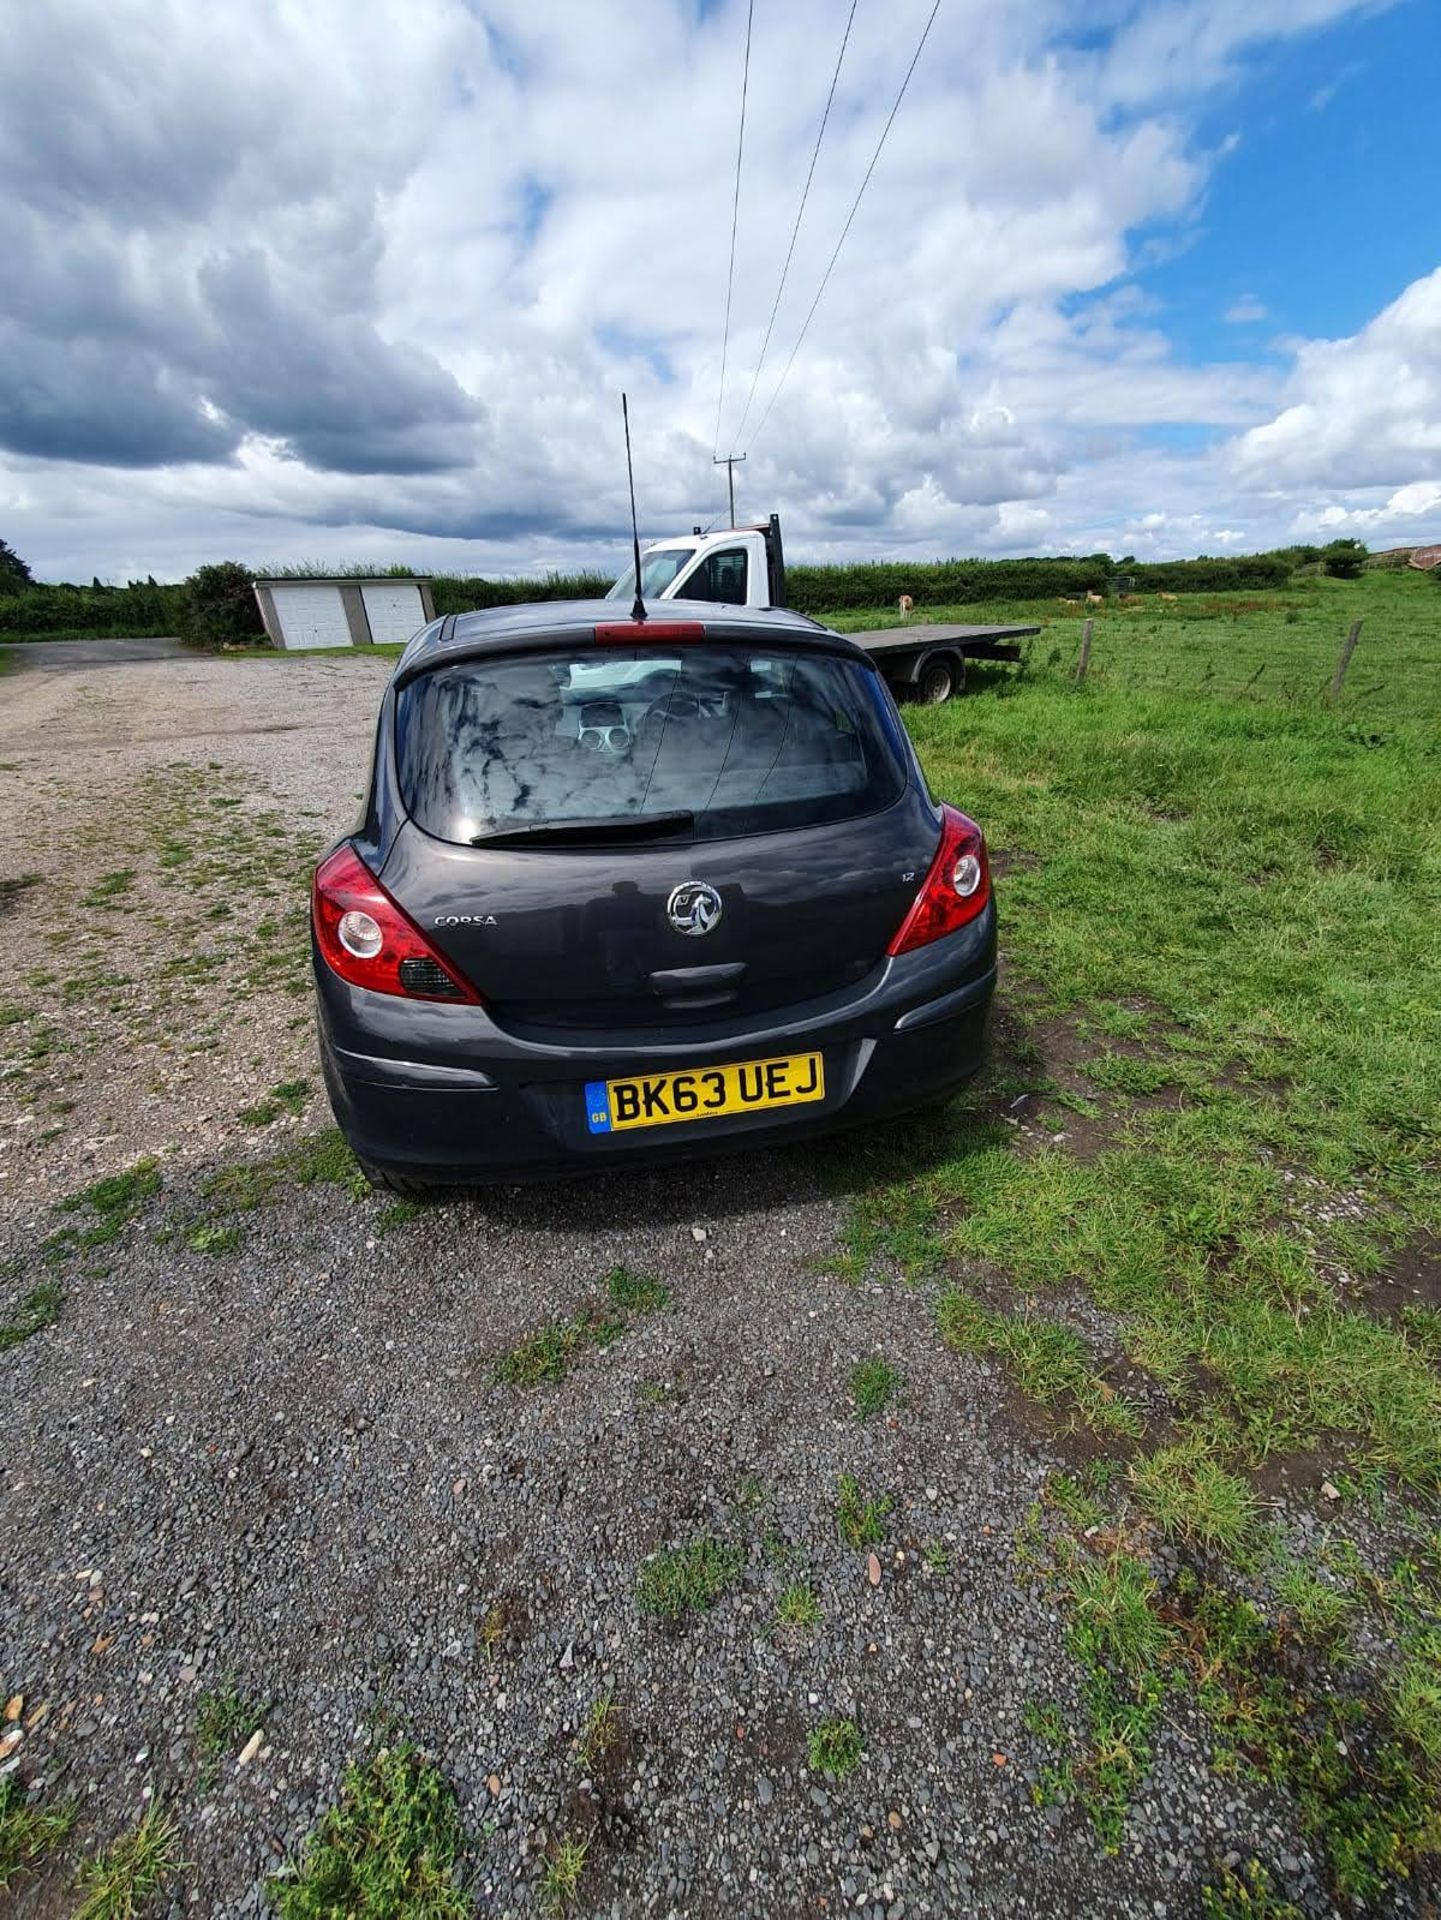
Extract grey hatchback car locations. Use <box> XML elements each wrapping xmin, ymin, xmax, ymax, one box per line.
<box><xmin>312</xmin><ymin>600</ymin><xmax>995</xmax><ymax>1189</ymax></box>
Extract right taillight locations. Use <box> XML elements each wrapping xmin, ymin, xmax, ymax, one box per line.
<box><xmin>887</xmin><ymin>805</ymin><xmax>991</xmax><ymax>956</ymax></box>
<box><xmin>312</xmin><ymin>844</ymin><xmax>480</xmax><ymax>1002</ymax></box>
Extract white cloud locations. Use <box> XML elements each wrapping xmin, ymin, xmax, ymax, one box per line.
<box><xmin>1231</xmin><ymin>267</ymin><xmax>1441</xmax><ymax>490</ymax></box>
<box><xmin>1224</xmin><ymin>294</ymin><xmax>1269</xmax><ymax>323</ymax></box>
<box><xmin>0</xmin><ymin>0</ymin><xmax>1429</xmax><ymax>579</ymax></box>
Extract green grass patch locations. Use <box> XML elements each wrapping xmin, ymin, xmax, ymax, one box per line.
<box><xmin>1128</xmin><ymin>1433</ymin><xmax>1259</xmax><ymax>1556</ymax></box>
<box><xmin>540</xmin><ymin>1834</ymin><xmax>588</xmax><ymax>1915</ymax></box>
<box><xmin>938</xmin><ymin>1288</ymin><xmax>1143</xmax><ymax>1439</ymax></box>
<box><xmin>187</xmin><ymin>1222</ymin><xmax>244</xmax><ymax>1255</ymax></box>
<box><xmin>267</xmin><ymin>1743</ymin><xmax>468</xmax><ymax>1919</ymax></box>
<box><xmin>0</xmin><ymin>1776</ymin><xmax>78</xmax><ymax>1892</ymax></box>
<box><xmin>497</xmin><ymin>1267</ymin><xmax>671</xmax><ymax>1387</ymax></box>
<box><xmin>575</xmin><ymin>1690</ymin><xmax>621</xmax><ymax>1771</ymax></box>
<box><xmin>636</xmin><ymin>1537</ymin><xmax>744</xmax><ymax>1618</ymax></box>
<box><xmin>56</xmin><ymin>1158</ymin><xmax>160</xmax><ymax>1247</ymax></box>
<box><xmin>835</xmin><ymin>1471</ymin><xmax>892</xmax><ymax>1549</ymax></box>
<box><xmin>0</xmin><ymin>1278</ymin><xmax>64</xmax><ymax>1352</ymax></box>
<box><xmin>776</xmin><ymin>1582</ymin><xmax>823</xmax><ymax>1629</ymax></box>
<box><xmin>494</xmin><ymin>1304</ymin><xmax>625</xmax><ymax>1387</ymax></box>
<box><xmin>848</xmin><ymin>1355</ymin><xmax>901</xmax><ymax>1418</ymax></box>
<box><xmin>1172</xmin><ymin>1573</ymin><xmax>1441</xmax><ymax>1902</ymax></box>
<box><xmin>1272</xmin><ymin>1561</ymin><xmax>1356</xmax><ymax>1644</ymax></box>
<box><xmin>841</xmin><ymin>570</ymin><xmax>1441</xmax><ymax>1493</ymax></box>
<box><xmin>807</xmin><ymin>1717</ymin><xmax>862</xmax><ymax>1780</ymax></box>
<box><xmin>194</xmin><ymin>1681</ymin><xmax>262</xmax><ymax>1782</ymax></box>
<box><xmin>1201</xmin><ymin>1860</ymin><xmax>1304</xmax><ymax>1918</ymax></box>
<box><xmin>82</xmin><ymin>868</ymin><xmax>136</xmax><ymax>908</ymax></box>
<box><xmin>606</xmin><ymin>1264</ymin><xmax>671</xmax><ymax>1313</ymax></box>
<box><xmin>73</xmin><ymin>1803</ymin><xmax>186</xmax><ymax>1920</ymax></box>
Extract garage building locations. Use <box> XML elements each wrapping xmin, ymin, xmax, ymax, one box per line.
<box><xmin>252</xmin><ymin>576</ymin><xmax>436</xmax><ymax>650</ymax></box>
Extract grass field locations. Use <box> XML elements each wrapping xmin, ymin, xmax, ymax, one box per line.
<box><xmin>824</xmin><ymin>567</ymin><xmax>1441</xmax><ymax>1896</ymax></box>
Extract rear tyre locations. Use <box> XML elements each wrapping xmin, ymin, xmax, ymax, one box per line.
<box><xmin>358</xmin><ymin>1158</ymin><xmax>433</xmax><ymax>1197</ymax></box>
<box><xmin>916</xmin><ymin>653</ymin><xmax>962</xmax><ymax>704</ymax></box>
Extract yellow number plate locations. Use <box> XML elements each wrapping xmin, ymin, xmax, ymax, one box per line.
<box><xmin>585</xmin><ymin>1051</ymin><xmax>825</xmax><ymax>1134</ymax></box>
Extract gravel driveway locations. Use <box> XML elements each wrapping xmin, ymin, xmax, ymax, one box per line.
<box><xmin>0</xmin><ymin>653</ymin><xmax>1350</xmax><ymax>1916</ymax></box>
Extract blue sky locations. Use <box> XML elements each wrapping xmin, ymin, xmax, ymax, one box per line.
<box><xmin>0</xmin><ymin>0</ymin><xmax>1438</xmax><ymax>579</ymax></box>
<box><xmin>1146</xmin><ymin>1</ymin><xmax>1439</xmax><ymax>358</ymax></box>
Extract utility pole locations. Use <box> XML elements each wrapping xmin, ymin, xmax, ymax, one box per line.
<box><xmin>713</xmin><ymin>452</ymin><xmax>746</xmax><ymax>526</ymax></box>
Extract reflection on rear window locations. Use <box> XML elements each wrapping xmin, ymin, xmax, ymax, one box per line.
<box><xmin>395</xmin><ymin>645</ymin><xmax>905</xmax><ymax>844</ymax></box>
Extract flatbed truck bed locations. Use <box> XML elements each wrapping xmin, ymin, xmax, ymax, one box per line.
<box><xmin>846</xmin><ymin>622</ymin><xmax>1041</xmax><ymax>703</ymax></box>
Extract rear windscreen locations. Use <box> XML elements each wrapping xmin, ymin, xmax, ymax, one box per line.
<box><xmin>395</xmin><ymin>644</ymin><xmax>907</xmax><ymax>844</ymax></box>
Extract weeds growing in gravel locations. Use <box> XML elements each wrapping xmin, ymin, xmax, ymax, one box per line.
<box><xmin>0</xmin><ymin>1279</ymin><xmax>64</xmax><ymax>1351</ymax></box>
<box><xmin>187</xmin><ymin>1222</ymin><xmax>244</xmax><ymax>1256</ymax></box>
<box><xmin>239</xmin><ymin>1078</ymin><xmax>311</xmax><ymax>1127</ymax></box>
<box><xmin>82</xmin><ymin>869</ymin><xmax>137</xmax><ymax>908</ymax></box>
<box><xmin>267</xmin><ymin>1743</ymin><xmax>468</xmax><ymax>1920</ymax></box>
<box><xmin>378</xmin><ymin>1199</ymin><xmax>425</xmax><ymax>1232</ymax></box>
<box><xmin>636</xmin><ymin>1537</ymin><xmax>743</xmax><ymax>1618</ymax></box>
<box><xmin>575</xmin><ymin>1690</ymin><xmax>621</xmax><ymax>1771</ymax></box>
<box><xmin>0</xmin><ymin>1776</ymin><xmax>77</xmax><ymax>1892</ymax></box>
<box><xmin>193</xmin><ymin>1680</ymin><xmax>262</xmax><ymax>1781</ymax></box>
<box><xmin>1271</xmin><ymin>1561</ymin><xmax>1355</xmax><ymax>1644</ymax></box>
<box><xmin>540</xmin><ymin>1834</ymin><xmax>588</xmax><ymax>1915</ymax></box>
<box><xmin>848</xmin><ymin>1355</ymin><xmax>901</xmax><ymax>1418</ymax></box>
<box><xmin>776</xmin><ymin>1582</ymin><xmax>823</xmax><ymax>1630</ymax></box>
<box><xmin>56</xmin><ymin>1159</ymin><xmax>160</xmax><ymax>1247</ymax></box>
<box><xmin>495</xmin><ymin>1305</ymin><xmax>624</xmax><ymax>1387</ymax></box>
<box><xmin>835</xmin><ymin>1472</ymin><xmax>892</xmax><ymax>1549</ymax></box>
<box><xmin>606</xmin><ymin>1265</ymin><xmax>671</xmax><ymax>1313</ymax></box>
<box><xmin>938</xmin><ymin>1289</ymin><xmax>1142</xmax><ymax>1439</ymax></box>
<box><xmin>1200</xmin><ymin>1859</ymin><xmax>1303</xmax><ymax>1918</ymax></box>
<box><xmin>73</xmin><ymin>1802</ymin><xmax>186</xmax><ymax>1920</ymax></box>
<box><xmin>807</xmin><ymin>1718</ymin><xmax>862</xmax><ymax>1780</ymax></box>
<box><xmin>1128</xmin><ymin>1434</ymin><xmax>1258</xmax><ymax>1558</ymax></box>
<box><xmin>497</xmin><ymin>1268</ymin><xmax>671</xmax><ymax>1387</ymax></box>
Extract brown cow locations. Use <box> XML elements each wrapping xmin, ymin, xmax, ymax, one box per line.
<box><xmin>898</xmin><ymin>594</ymin><xmax>914</xmax><ymax>617</ymax></box>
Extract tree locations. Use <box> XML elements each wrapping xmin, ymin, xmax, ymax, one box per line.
<box><xmin>0</xmin><ymin>537</ymin><xmax>32</xmax><ymax>594</ymax></box>
<box><xmin>180</xmin><ymin>562</ymin><xmax>267</xmax><ymax>647</ymax></box>
<box><xmin>1321</xmin><ymin>538</ymin><xmax>1368</xmax><ymax>579</ymax></box>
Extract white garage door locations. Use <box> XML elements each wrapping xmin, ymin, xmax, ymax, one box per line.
<box><xmin>270</xmin><ymin>584</ymin><xmax>353</xmax><ymax>650</ymax></box>
<box><xmin>361</xmin><ymin>581</ymin><xmax>426</xmax><ymax>647</ymax></box>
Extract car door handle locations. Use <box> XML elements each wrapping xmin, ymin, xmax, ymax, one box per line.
<box><xmin>648</xmin><ymin>963</ymin><xmax>748</xmax><ymax>993</ymax></box>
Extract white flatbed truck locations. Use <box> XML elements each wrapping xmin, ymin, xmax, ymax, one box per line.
<box><xmin>606</xmin><ymin>513</ymin><xmax>1038</xmax><ymax>703</ymax></box>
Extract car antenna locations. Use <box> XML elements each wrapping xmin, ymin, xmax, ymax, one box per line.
<box><xmin>622</xmin><ymin>391</ymin><xmax>647</xmax><ymax>623</ymax></box>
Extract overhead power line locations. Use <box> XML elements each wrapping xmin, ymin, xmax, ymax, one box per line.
<box><xmin>727</xmin><ymin>0</ymin><xmax>858</xmax><ymax>457</ymax></box>
<box><xmin>712</xmin><ymin>0</ymin><xmax>756</xmax><ymax>461</ymax></box>
<box><xmin>748</xmin><ymin>0</ymin><xmax>943</xmax><ymax>454</ymax></box>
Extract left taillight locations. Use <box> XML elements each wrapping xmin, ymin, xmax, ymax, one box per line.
<box><xmin>311</xmin><ymin>844</ymin><xmax>480</xmax><ymax>1003</ymax></box>
<box><xmin>887</xmin><ymin>805</ymin><xmax>991</xmax><ymax>956</ymax></box>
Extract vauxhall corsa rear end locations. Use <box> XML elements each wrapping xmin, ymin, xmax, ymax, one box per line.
<box><xmin>311</xmin><ymin>601</ymin><xmax>996</xmax><ymax>1188</ymax></box>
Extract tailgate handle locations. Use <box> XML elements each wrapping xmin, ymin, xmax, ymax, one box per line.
<box><xmin>648</xmin><ymin>963</ymin><xmax>747</xmax><ymax>993</ymax></box>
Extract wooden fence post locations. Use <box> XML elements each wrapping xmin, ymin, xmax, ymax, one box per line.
<box><xmin>1330</xmin><ymin>619</ymin><xmax>1362</xmax><ymax>698</ymax></box>
<box><xmin>1075</xmin><ymin>617</ymin><xmax>1094</xmax><ymax>686</ymax></box>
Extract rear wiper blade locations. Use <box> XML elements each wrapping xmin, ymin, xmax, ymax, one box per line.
<box><xmin>469</xmin><ymin>810</ymin><xmax>695</xmax><ymax>848</ymax></box>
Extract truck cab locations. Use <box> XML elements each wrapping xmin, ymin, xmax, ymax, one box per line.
<box><xmin>606</xmin><ymin>513</ymin><xmax>786</xmax><ymax>610</ymax></box>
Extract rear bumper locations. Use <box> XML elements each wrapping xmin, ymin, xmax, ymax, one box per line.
<box><xmin>314</xmin><ymin>908</ymin><xmax>996</xmax><ymax>1183</ymax></box>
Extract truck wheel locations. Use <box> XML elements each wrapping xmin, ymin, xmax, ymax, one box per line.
<box><xmin>916</xmin><ymin>653</ymin><xmax>961</xmax><ymax>704</ymax></box>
